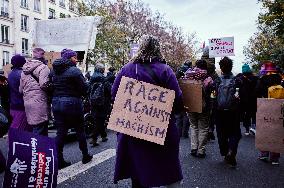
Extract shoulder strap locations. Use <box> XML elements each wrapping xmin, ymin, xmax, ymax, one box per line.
<box><xmin>30</xmin><ymin>71</ymin><xmax>39</xmax><ymax>83</ymax></box>
<box><xmin>141</xmin><ymin>63</ymin><xmax>162</xmax><ymax>87</ymax></box>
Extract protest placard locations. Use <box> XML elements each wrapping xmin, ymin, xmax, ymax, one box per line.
<box><xmin>3</xmin><ymin>129</ymin><xmax>58</xmax><ymax>188</ymax></box>
<box><xmin>179</xmin><ymin>79</ymin><xmax>203</xmax><ymax>113</ymax></box>
<box><xmin>32</xmin><ymin>16</ymin><xmax>100</xmax><ymax>52</ymax></box>
<box><xmin>107</xmin><ymin>76</ymin><xmax>175</xmax><ymax>145</ymax></box>
<box><xmin>209</xmin><ymin>37</ymin><xmax>234</xmax><ymax>58</ymax></box>
<box><xmin>256</xmin><ymin>98</ymin><xmax>284</xmax><ymax>153</ymax></box>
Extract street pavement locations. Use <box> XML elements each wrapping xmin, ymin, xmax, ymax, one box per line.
<box><xmin>1</xmin><ymin>128</ymin><xmax>284</xmax><ymax>188</ymax></box>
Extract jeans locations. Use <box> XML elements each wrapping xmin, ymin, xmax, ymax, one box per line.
<box><xmin>52</xmin><ymin>97</ymin><xmax>89</xmax><ymax>161</ymax></box>
<box><xmin>188</xmin><ymin>112</ymin><xmax>210</xmax><ymax>154</ymax></box>
<box><xmin>216</xmin><ymin>110</ymin><xmax>241</xmax><ymax>156</ymax></box>
<box><xmin>176</xmin><ymin>111</ymin><xmax>190</xmax><ymax>137</ymax></box>
<box><xmin>32</xmin><ymin>121</ymin><xmax>49</xmax><ymax>136</ymax></box>
<box><xmin>260</xmin><ymin>151</ymin><xmax>280</xmax><ymax>162</ymax></box>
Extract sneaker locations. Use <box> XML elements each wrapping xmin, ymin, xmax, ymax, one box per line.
<box><xmin>249</xmin><ymin>128</ymin><xmax>256</xmax><ymax>135</ymax></box>
<box><xmin>58</xmin><ymin>160</ymin><xmax>71</xmax><ymax>169</ymax></box>
<box><xmin>196</xmin><ymin>153</ymin><xmax>206</xmax><ymax>158</ymax></box>
<box><xmin>102</xmin><ymin>137</ymin><xmax>108</xmax><ymax>142</ymax></box>
<box><xmin>271</xmin><ymin>161</ymin><xmax>280</xmax><ymax>166</ymax></box>
<box><xmin>244</xmin><ymin>131</ymin><xmax>250</xmax><ymax>136</ymax></box>
<box><xmin>91</xmin><ymin>142</ymin><xmax>99</xmax><ymax>147</ymax></box>
<box><xmin>82</xmin><ymin>154</ymin><xmax>93</xmax><ymax>164</ymax></box>
<box><xmin>190</xmin><ymin>149</ymin><xmax>197</xmax><ymax>157</ymax></box>
<box><xmin>258</xmin><ymin>156</ymin><xmax>269</xmax><ymax>162</ymax></box>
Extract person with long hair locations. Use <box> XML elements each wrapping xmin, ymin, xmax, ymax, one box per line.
<box><xmin>112</xmin><ymin>35</ymin><xmax>183</xmax><ymax>188</ymax></box>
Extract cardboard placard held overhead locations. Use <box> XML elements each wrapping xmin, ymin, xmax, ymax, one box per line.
<box><xmin>256</xmin><ymin>98</ymin><xmax>284</xmax><ymax>153</ymax></box>
<box><xmin>209</xmin><ymin>37</ymin><xmax>234</xmax><ymax>58</ymax></box>
<box><xmin>179</xmin><ymin>79</ymin><xmax>203</xmax><ymax>113</ymax></box>
<box><xmin>107</xmin><ymin>76</ymin><xmax>175</xmax><ymax>145</ymax></box>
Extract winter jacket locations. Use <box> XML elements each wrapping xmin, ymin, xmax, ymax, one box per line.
<box><xmin>239</xmin><ymin>73</ymin><xmax>258</xmax><ymax>112</ymax></box>
<box><xmin>256</xmin><ymin>73</ymin><xmax>282</xmax><ymax>98</ymax></box>
<box><xmin>89</xmin><ymin>71</ymin><xmax>107</xmax><ymax>117</ymax></box>
<box><xmin>8</xmin><ymin>68</ymin><xmax>25</xmax><ymax>111</ymax></box>
<box><xmin>52</xmin><ymin>59</ymin><xmax>88</xmax><ymax>98</ymax></box>
<box><xmin>19</xmin><ymin>59</ymin><xmax>50</xmax><ymax>125</ymax></box>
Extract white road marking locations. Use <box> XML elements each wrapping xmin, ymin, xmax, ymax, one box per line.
<box><xmin>57</xmin><ymin>149</ymin><xmax>116</xmax><ymax>184</ymax></box>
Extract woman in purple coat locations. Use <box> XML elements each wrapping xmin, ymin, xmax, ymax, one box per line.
<box><xmin>8</xmin><ymin>55</ymin><xmax>31</xmax><ymax>131</ymax></box>
<box><xmin>112</xmin><ymin>35</ymin><xmax>183</xmax><ymax>187</ymax></box>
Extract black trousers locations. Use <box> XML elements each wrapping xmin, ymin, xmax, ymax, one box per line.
<box><xmin>216</xmin><ymin>110</ymin><xmax>241</xmax><ymax>156</ymax></box>
<box><xmin>92</xmin><ymin>115</ymin><xmax>107</xmax><ymax>142</ymax></box>
<box><xmin>52</xmin><ymin>97</ymin><xmax>89</xmax><ymax>161</ymax></box>
<box><xmin>242</xmin><ymin>111</ymin><xmax>256</xmax><ymax>131</ymax></box>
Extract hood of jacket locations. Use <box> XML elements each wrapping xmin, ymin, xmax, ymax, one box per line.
<box><xmin>23</xmin><ymin>59</ymin><xmax>43</xmax><ymax>75</ymax></box>
<box><xmin>52</xmin><ymin>58</ymin><xmax>75</xmax><ymax>75</ymax></box>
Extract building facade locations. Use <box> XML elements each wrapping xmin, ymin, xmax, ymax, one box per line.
<box><xmin>0</xmin><ymin>0</ymin><xmax>81</xmax><ymax>70</ymax></box>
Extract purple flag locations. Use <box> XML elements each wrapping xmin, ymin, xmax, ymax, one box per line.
<box><xmin>3</xmin><ymin>128</ymin><xmax>58</xmax><ymax>188</ymax></box>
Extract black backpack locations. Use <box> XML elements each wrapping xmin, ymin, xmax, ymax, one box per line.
<box><xmin>216</xmin><ymin>75</ymin><xmax>239</xmax><ymax>110</ymax></box>
<box><xmin>89</xmin><ymin>82</ymin><xmax>105</xmax><ymax>107</ymax></box>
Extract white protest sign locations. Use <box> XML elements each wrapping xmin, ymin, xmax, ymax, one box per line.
<box><xmin>209</xmin><ymin>37</ymin><xmax>235</xmax><ymax>58</ymax></box>
<box><xmin>32</xmin><ymin>16</ymin><xmax>100</xmax><ymax>52</ymax></box>
<box><xmin>107</xmin><ymin>76</ymin><xmax>175</xmax><ymax>145</ymax></box>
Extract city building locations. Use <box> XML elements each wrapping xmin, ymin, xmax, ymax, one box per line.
<box><xmin>0</xmin><ymin>0</ymin><xmax>82</xmax><ymax>70</ymax></box>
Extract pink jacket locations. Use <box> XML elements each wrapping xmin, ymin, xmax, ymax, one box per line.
<box><xmin>19</xmin><ymin>60</ymin><xmax>50</xmax><ymax>125</ymax></box>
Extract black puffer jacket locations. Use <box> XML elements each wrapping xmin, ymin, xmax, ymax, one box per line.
<box><xmin>51</xmin><ymin>59</ymin><xmax>88</xmax><ymax>98</ymax></box>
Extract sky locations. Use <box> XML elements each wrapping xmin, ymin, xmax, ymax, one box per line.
<box><xmin>140</xmin><ymin>0</ymin><xmax>262</xmax><ymax>73</ymax></box>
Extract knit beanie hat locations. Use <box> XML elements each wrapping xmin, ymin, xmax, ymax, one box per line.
<box><xmin>33</xmin><ymin>48</ymin><xmax>45</xmax><ymax>59</ymax></box>
<box><xmin>62</xmin><ymin>49</ymin><xmax>77</xmax><ymax>60</ymax></box>
<box><xmin>11</xmin><ymin>54</ymin><xmax>26</xmax><ymax>68</ymax></box>
<box><xmin>242</xmin><ymin>64</ymin><xmax>251</xmax><ymax>73</ymax></box>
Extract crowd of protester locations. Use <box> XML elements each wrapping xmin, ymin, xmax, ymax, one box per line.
<box><xmin>0</xmin><ymin>35</ymin><xmax>283</xmax><ymax>187</ymax></box>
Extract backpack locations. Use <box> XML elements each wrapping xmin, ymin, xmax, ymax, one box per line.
<box><xmin>90</xmin><ymin>82</ymin><xmax>105</xmax><ymax>106</ymax></box>
<box><xmin>217</xmin><ymin>76</ymin><xmax>239</xmax><ymax>110</ymax></box>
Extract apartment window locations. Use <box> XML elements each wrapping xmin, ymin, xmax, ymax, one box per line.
<box><xmin>34</xmin><ymin>0</ymin><xmax>41</xmax><ymax>12</ymax></box>
<box><xmin>21</xmin><ymin>15</ymin><xmax>29</xmax><ymax>32</ymax></box>
<box><xmin>34</xmin><ymin>18</ymin><xmax>40</xmax><ymax>21</ymax></box>
<box><xmin>49</xmin><ymin>0</ymin><xmax>55</xmax><ymax>4</ymax></box>
<box><xmin>48</xmin><ymin>8</ymin><xmax>55</xmax><ymax>19</ymax></box>
<box><xmin>1</xmin><ymin>25</ymin><xmax>9</xmax><ymax>44</ymax></box>
<box><xmin>22</xmin><ymin>38</ymin><xmax>28</xmax><ymax>55</ymax></box>
<box><xmin>0</xmin><ymin>0</ymin><xmax>9</xmax><ymax>17</ymax></box>
<box><xmin>59</xmin><ymin>0</ymin><xmax>65</xmax><ymax>8</ymax></box>
<box><xmin>21</xmin><ymin>0</ymin><xmax>28</xmax><ymax>8</ymax></box>
<box><xmin>60</xmin><ymin>13</ymin><xmax>65</xmax><ymax>18</ymax></box>
<box><xmin>3</xmin><ymin>51</ymin><xmax>9</xmax><ymax>66</ymax></box>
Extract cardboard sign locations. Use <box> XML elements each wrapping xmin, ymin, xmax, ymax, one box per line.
<box><xmin>31</xmin><ymin>16</ymin><xmax>100</xmax><ymax>52</ymax></box>
<box><xmin>107</xmin><ymin>76</ymin><xmax>175</xmax><ymax>145</ymax></box>
<box><xmin>209</xmin><ymin>37</ymin><xmax>234</xmax><ymax>57</ymax></box>
<box><xmin>256</xmin><ymin>98</ymin><xmax>284</xmax><ymax>153</ymax></box>
<box><xmin>179</xmin><ymin>79</ymin><xmax>203</xmax><ymax>113</ymax></box>
<box><xmin>3</xmin><ymin>129</ymin><xmax>58</xmax><ymax>188</ymax></box>
<box><xmin>44</xmin><ymin>52</ymin><xmax>61</xmax><ymax>69</ymax></box>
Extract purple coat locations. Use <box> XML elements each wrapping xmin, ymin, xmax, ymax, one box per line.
<box><xmin>112</xmin><ymin>61</ymin><xmax>183</xmax><ymax>187</ymax></box>
<box><xmin>8</xmin><ymin>68</ymin><xmax>25</xmax><ymax>111</ymax></box>
<box><xmin>19</xmin><ymin>60</ymin><xmax>50</xmax><ymax>125</ymax></box>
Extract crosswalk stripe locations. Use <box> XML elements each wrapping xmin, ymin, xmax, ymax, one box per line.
<box><xmin>57</xmin><ymin>149</ymin><xmax>116</xmax><ymax>184</ymax></box>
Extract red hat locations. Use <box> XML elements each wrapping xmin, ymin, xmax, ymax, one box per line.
<box><xmin>262</xmin><ymin>61</ymin><xmax>277</xmax><ymax>73</ymax></box>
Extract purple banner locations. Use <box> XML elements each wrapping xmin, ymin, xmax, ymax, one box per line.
<box><xmin>3</xmin><ymin>129</ymin><xmax>58</xmax><ymax>188</ymax></box>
